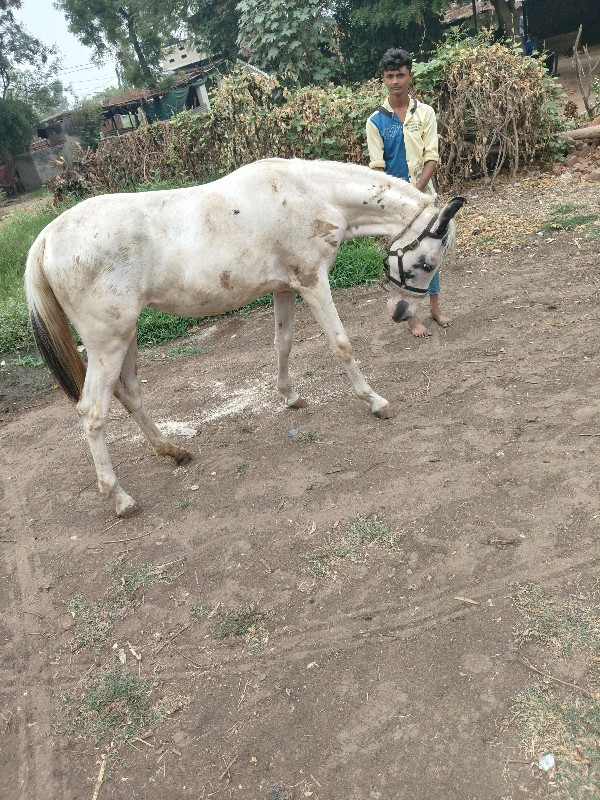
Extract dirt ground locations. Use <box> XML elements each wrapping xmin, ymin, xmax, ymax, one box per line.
<box><xmin>1</xmin><ymin>173</ymin><xmax>600</xmax><ymax>800</ymax></box>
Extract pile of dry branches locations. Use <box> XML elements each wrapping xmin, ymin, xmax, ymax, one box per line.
<box><xmin>433</xmin><ymin>43</ymin><xmax>557</xmax><ymax>185</ymax></box>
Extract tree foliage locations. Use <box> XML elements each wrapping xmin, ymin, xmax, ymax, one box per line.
<box><xmin>6</xmin><ymin>59</ymin><xmax>68</xmax><ymax>118</ymax></box>
<box><xmin>0</xmin><ymin>0</ymin><xmax>56</xmax><ymax>97</ymax></box>
<box><xmin>236</xmin><ymin>0</ymin><xmax>341</xmax><ymax>85</ymax></box>
<box><xmin>187</xmin><ymin>0</ymin><xmax>240</xmax><ymax>62</ymax></box>
<box><xmin>55</xmin><ymin>0</ymin><xmax>187</xmax><ymax>88</ymax></box>
<box><xmin>336</xmin><ymin>0</ymin><xmax>450</xmax><ymax>82</ymax></box>
<box><xmin>0</xmin><ymin>97</ymin><xmax>37</xmax><ymax>167</ymax></box>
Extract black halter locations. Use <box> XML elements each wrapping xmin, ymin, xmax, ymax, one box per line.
<box><xmin>384</xmin><ymin>213</ymin><xmax>445</xmax><ymax>294</ymax></box>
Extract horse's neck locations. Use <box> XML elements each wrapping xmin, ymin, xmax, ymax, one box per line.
<box><xmin>302</xmin><ymin>161</ymin><xmax>431</xmax><ymax>238</ymax></box>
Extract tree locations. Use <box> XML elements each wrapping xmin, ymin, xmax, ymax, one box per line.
<box><xmin>0</xmin><ymin>97</ymin><xmax>37</xmax><ymax>170</ymax></box>
<box><xmin>6</xmin><ymin>59</ymin><xmax>68</xmax><ymax>118</ymax></box>
<box><xmin>55</xmin><ymin>0</ymin><xmax>187</xmax><ymax>88</ymax></box>
<box><xmin>236</xmin><ymin>0</ymin><xmax>340</xmax><ymax>85</ymax></box>
<box><xmin>187</xmin><ymin>0</ymin><xmax>240</xmax><ymax>61</ymax></box>
<box><xmin>336</xmin><ymin>0</ymin><xmax>451</xmax><ymax>82</ymax></box>
<box><xmin>0</xmin><ymin>0</ymin><xmax>55</xmax><ymax>97</ymax></box>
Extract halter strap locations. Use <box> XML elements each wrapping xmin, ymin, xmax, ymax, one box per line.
<box><xmin>384</xmin><ymin>212</ymin><xmax>443</xmax><ymax>294</ymax></box>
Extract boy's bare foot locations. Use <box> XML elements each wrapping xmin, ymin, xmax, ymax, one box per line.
<box><xmin>431</xmin><ymin>310</ymin><xmax>453</xmax><ymax>328</ymax></box>
<box><xmin>407</xmin><ymin>315</ymin><xmax>433</xmax><ymax>337</ymax></box>
<box><xmin>429</xmin><ymin>296</ymin><xmax>453</xmax><ymax>329</ymax></box>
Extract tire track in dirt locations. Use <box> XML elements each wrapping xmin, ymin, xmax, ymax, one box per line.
<box><xmin>0</xmin><ymin>543</ymin><xmax>67</xmax><ymax>800</ymax></box>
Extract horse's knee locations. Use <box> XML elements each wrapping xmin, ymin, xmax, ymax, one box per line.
<box><xmin>275</xmin><ymin>332</ymin><xmax>293</xmax><ymax>356</ymax></box>
<box><xmin>335</xmin><ymin>334</ymin><xmax>354</xmax><ymax>363</ymax></box>
<box><xmin>78</xmin><ymin>403</ymin><xmax>107</xmax><ymax>436</ymax></box>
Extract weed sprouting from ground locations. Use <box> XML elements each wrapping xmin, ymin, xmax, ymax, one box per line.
<box><xmin>235</xmin><ymin>460</ymin><xmax>251</xmax><ymax>476</ymax></box>
<box><xmin>216</xmin><ymin>604</ymin><xmax>268</xmax><ymax>639</ymax></box>
<box><xmin>61</xmin><ymin>558</ymin><xmax>182</xmax><ymax>656</ymax></box>
<box><xmin>176</xmin><ymin>497</ymin><xmax>194</xmax><ymax>509</ymax></box>
<box><xmin>53</xmin><ymin>660</ymin><xmax>170</xmax><ymax>757</ymax></box>
<box><xmin>511</xmin><ymin>583</ymin><xmax>600</xmax><ymax>794</ymax></box>
<box><xmin>229</xmin><ymin>412</ymin><xmax>255</xmax><ymax>434</ymax></box>
<box><xmin>304</xmin><ymin>514</ymin><xmax>402</xmax><ymax>578</ymax></box>
<box><xmin>189</xmin><ymin>602</ymin><xmax>272</xmax><ymax>651</ymax></box>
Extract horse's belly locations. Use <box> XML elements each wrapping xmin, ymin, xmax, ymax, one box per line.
<box><xmin>147</xmin><ymin>278</ymin><xmax>289</xmax><ymax>318</ymax></box>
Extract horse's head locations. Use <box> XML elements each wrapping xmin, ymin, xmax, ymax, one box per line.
<box><xmin>383</xmin><ymin>196</ymin><xmax>467</xmax><ymax>322</ymax></box>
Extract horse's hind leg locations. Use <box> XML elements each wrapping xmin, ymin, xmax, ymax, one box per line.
<box><xmin>113</xmin><ymin>335</ymin><xmax>193</xmax><ymax>465</ymax></box>
<box><xmin>77</xmin><ymin>344</ymin><xmax>140</xmax><ymax>517</ymax></box>
<box><xmin>273</xmin><ymin>290</ymin><xmax>306</xmax><ymax>408</ymax></box>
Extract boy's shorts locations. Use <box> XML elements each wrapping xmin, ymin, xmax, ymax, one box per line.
<box><xmin>428</xmin><ymin>269</ymin><xmax>440</xmax><ymax>295</ymax></box>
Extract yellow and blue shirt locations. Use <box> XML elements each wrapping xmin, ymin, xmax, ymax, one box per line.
<box><xmin>366</xmin><ymin>96</ymin><xmax>439</xmax><ymax>194</ymax></box>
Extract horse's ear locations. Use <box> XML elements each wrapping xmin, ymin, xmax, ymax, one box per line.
<box><xmin>434</xmin><ymin>196</ymin><xmax>467</xmax><ymax>235</ymax></box>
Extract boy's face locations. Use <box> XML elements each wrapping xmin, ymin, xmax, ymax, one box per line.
<box><xmin>382</xmin><ymin>66</ymin><xmax>412</xmax><ymax>99</ymax></box>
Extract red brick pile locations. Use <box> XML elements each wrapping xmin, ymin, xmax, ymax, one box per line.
<box><xmin>554</xmin><ymin>118</ymin><xmax>600</xmax><ymax>182</ymax></box>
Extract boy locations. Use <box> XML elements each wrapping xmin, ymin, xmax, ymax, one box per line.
<box><xmin>366</xmin><ymin>47</ymin><xmax>452</xmax><ymax>337</ymax></box>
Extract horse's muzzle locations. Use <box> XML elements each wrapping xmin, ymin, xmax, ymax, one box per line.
<box><xmin>392</xmin><ymin>300</ymin><xmax>412</xmax><ymax>322</ymax></box>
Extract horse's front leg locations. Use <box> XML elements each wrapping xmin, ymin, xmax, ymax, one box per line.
<box><xmin>298</xmin><ymin>276</ymin><xmax>393</xmax><ymax>419</ymax></box>
<box><xmin>273</xmin><ymin>290</ymin><xmax>306</xmax><ymax>409</ymax></box>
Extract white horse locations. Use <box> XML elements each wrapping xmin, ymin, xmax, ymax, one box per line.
<box><xmin>25</xmin><ymin>158</ymin><xmax>465</xmax><ymax>516</ymax></box>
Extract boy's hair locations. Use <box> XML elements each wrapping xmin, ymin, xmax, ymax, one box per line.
<box><xmin>378</xmin><ymin>48</ymin><xmax>413</xmax><ymax>73</ymax></box>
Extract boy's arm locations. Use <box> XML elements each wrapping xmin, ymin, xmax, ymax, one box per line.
<box><xmin>366</xmin><ymin>119</ymin><xmax>385</xmax><ymax>170</ymax></box>
<box><xmin>416</xmin><ymin>106</ymin><xmax>439</xmax><ymax>192</ymax></box>
<box><xmin>416</xmin><ymin>161</ymin><xmax>437</xmax><ymax>192</ymax></box>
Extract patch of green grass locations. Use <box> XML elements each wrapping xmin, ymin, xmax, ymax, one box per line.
<box><xmin>584</xmin><ymin>225</ymin><xmax>600</xmax><ymax>242</ymax></box>
<box><xmin>304</xmin><ymin>513</ymin><xmax>401</xmax><ymax>578</ymax></box>
<box><xmin>512</xmin><ymin>583</ymin><xmax>600</xmax><ymax>657</ymax></box>
<box><xmin>329</xmin><ymin>237</ymin><xmax>382</xmax><ymax>288</ymax></box>
<box><xmin>61</xmin><ymin>557</ymin><xmax>181</xmax><ymax>655</ymax></box>
<box><xmin>297</xmin><ymin>430</ymin><xmax>323</xmax><ymax>443</ymax></box>
<box><xmin>215</xmin><ymin>603</ymin><xmax>270</xmax><ymax>639</ymax></box>
<box><xmin>168</xmin><ymin>342</ymin><xmax>212</xmax><ymax>357</ymax></box>
<box><xmin>540</xmin><ymin>203</ymin><xmax>599</xmax><ymax>233</ymax></box>
<box><xmin>235</xmin><ymin>460</ymin><xmax>251</xmax><ymax>475</ymax></box>
<box><xmin>53</xmin><ymin>661</ymin><xmax>170</xmax><ymax>754</ymax></box>
<box><xmin>476</xmin><ymin>234</ymin><xmax>499</xmax><ymax>247</ymax></box>
<box><xmin>10</xmin><ymin>353</ymin><xmax>43</xmax><ymax>368</ymax></box>
<box><xmin>302</xmin><ymin>369</ymin><xmax>316</xmax><ymax>378</ymax></box>
<box><xmin>137</xmin><ymin>308</ymin><xmax>199</xmax><ymax>348</ymax></box>
<box><xmin>189</xmin><ymin>604</ymin><xmax>210</xmax><ymax>619</ymax></box>
<box><xmin>511</xmin><ymin>584</ymin><xmax>600</xmax><ymax>795</ymax></box>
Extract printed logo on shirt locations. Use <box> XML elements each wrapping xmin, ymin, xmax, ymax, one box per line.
<box><xmin>405</xmin><ymin>119</ymin><xmax>423</xmax><ymax>133</ymax></box>
<box><xmin>382</xmin><ymin>122</ymin><xmax>403</xmax><ymax>141</ymax></box>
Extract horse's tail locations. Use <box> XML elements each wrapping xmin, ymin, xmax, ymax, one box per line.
<box><xmin>24</xmin><ymin>232</ymin><xmax>86</xmax><ymax>403</ymax></box>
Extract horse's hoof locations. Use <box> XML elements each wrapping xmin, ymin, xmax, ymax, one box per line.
<box><xmin>288</xmin><ymin>397</ymin><xmax>308</xmax><ymax>409</ymax></box>
<box><xmin>373</xmin><ymin>403</ymin><xmax>396</xmax><ymax>420</ymax></box>
<box><xmin>116</xmin><ymin>499</ymin><xmax>141</xmax><ymax>518</ymax></box>
<box><xmin>172</xmin><ymin>448</ymin><xmax>194</xmax><ymax>465</ymax></box>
